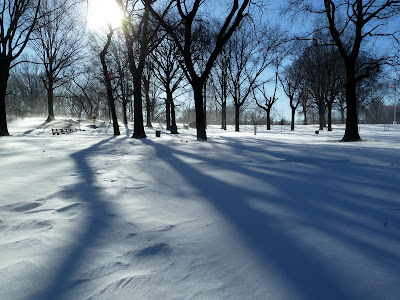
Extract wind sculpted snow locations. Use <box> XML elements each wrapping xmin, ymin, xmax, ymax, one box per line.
<box><xmin>0</xmin><ymin>118</ymin><xmax>399</xmax><ymax>300</ymax></box>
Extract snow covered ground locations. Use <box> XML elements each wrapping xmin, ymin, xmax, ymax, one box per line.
<box><xmin>1</xmin><ymin>118</ymin><xmax>400</xmax><ymax>300</ymax></box>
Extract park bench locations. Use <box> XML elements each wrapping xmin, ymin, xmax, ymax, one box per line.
<box><xmin>51</xmin><ymin>128</ymin><xmax>84</xmax><ymax>135</ymax></box>
<box><xmin>331</xmin><ymin>127</ymin><xmax>345</xmax><ymax>130</ymax></box>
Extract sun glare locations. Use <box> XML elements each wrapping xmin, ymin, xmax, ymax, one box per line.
<box><xmin>87</xmin><ymin>0</ymin><xmax>123</xmax><ymax>31</ymax></box>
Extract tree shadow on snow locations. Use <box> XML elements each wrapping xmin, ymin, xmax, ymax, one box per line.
<box><xmin>32</xmin><ymin>137</ymin><xmax>118</xmax><ymax>300</ymax></box>
<box><xmin>142</xmin><ymin>137</ymin><xmax>400</xmax><ymax>300</ymax></box>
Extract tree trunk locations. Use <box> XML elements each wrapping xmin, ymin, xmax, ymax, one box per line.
<box><xmin>118</xmin><ymin>64</ymin><xmax>128</xmax><ymax>125</ymax></box>
<box><xmin>203</xmin><ymin>83</ymin><xmax>207</xmax><ymax>127</ymax></box>
<box><xmin>318</xmin><ymin>97</ymin><xmax>325</xmax><ymax>130</ymax></box>
<box><xmin>342</xmin><ymin>66</ymin><xmax>361</xmax><ymax>141</ymax></box>
<box><xmin>46</xmin><ymin>78</ymin><xmax>55</xmax><ymax>122</ymax></box>
<box><xmin>170</xmin><ymin>100</ymin><xmax>178</xmax><ymax>134</ymax></box>
<box><xmin>166</xmin><ymin>88</ymin><xmax>172</xmax><ymax>131</ymax></box>
<box><xmin>327</xmin><ymin>102</ymin><xmax>332</xmax><ymax>131</ymax></box>
<box><xmin>291</xmin><ymin>106</ymin><xmax>296</xmax><ymax>131</ymax></box>
<box><xmin>221</xmin><ymin>100</ymin><xmax>227</xmax><ymax>130</ymax></box>
<box><xmin>235</xmin><ymin>103</ymin><xmax>240</xmax><ymax>132</ymax></box>
<box><xmin>121</xmin><ymin>79</ymin><xmax>128</xmax><ymax>125</ymax></box>
<box><xmin>0</xmin><ymin>63</ymin><xmax>10</xmax><ymax>136</ymax></box>
<box><xmin>122</xmin><ymin>97</ymin><xmax>128</xmax><ymax>125</ymax></box>
<box><xmin>266</xmin><ymin>108</ymin><xmax>271</xmax><ymax>130</ymax></box>
<box><xmin>132</xmin><ymin>76</ymin><xmax>146</xmax><ymax>138</ymax></box>
<box><xmin>221</xmin><ymin>69</ymin><xmax>227</xmax><ymax>130</ymax></box>
<box><xmin>100</xmin><ymin>47</ymin><xmax>120</xmax><ymax>135</ymax></box>
<box><xmin>193</xmin><ymin>82</ymin><xmax>207</xmax><ymax>141</ymax></box>
<box><xmin>144</xmin><ymin>79</ymin><xmax>152</xmax><ymax>128</ymax></box>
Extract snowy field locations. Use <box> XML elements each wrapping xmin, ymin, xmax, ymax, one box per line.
<box><xmin>1</xmin><ymin>118</ymin><xmax>400</xmax><ymax>300</ymax></box>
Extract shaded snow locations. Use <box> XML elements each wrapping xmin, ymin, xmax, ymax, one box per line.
<box><xmin>1</xmin><ymin>118</ymin><xmax>400</xmax><ymax>300</ymax></box>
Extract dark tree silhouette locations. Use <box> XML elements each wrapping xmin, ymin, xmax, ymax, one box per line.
<box><xmin>212</xmin><ymin>47</ymin><xmax>230</xmax><ymax>130</ymax></box>
<box><xmin>99</xmin><ymin>26</ymin><xmax>120</xmax><ymax>135</ymax></box>
<box><xmin>0</xmin><ymin>0</ymin><xmax>41</xmax><ymax>136</ymax></box>
<box><xmin>115</xmin><ymin>0</ymin><xmax>163</xmax><ymax>138</ymax></box>
<box><xmin>287</xmin><ymin>0</ymin><xmax>400</xmax><ymax>141</ymax></box>
<box><xmin>227</xmin><ymin>21</ymin><xmax>279</xmax><ymax>132</ymax></box>
<box><xmin>299</xmin><ymin>35</ymin><xmax>344</xmax><ymax>131</ymax></box>
<box><xmin>147</xmin><ymin>0</ymin><xmax>252</xmax><ymax>141</ymax></box>
<box><xmin>254</xmin><ymin>69</ymin><xmax>279</xmax><ymax>130</ymax></box>
<box><xmin>152</xmin><ymin>37</ymin><xmax>185</xmax><ymax>134</ymax></box>
<box><xmin>31</xmin><ymin>0</ymin><xmax>85</xmax><ymax>122</ymax></box>
<box><xmin>279</xmin><ymin>59</ymin><xmax>305</xmax><ymax>131</ymax></box>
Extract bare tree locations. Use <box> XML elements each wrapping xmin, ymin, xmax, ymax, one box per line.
<box><xmin>298</xmin><ymin>91</ymin><xmax>313</xmax><ymax>125</ymax></box>
<box><xmin>115</xmin><ymin>0</ymin><xmax>163</xmax><ymax>138</ymax></box>
<box><xmin>152</xmin><ymin>36</ymin><xmax>185</xmax><ymax>133</ymax></box>
<box><xmin>254</xmin><ymin>69</ymin><xmax>279</xmax><ymax>130</ymax></box>
<box><xmin>99</xmin><ymin>26</ymin><xmax>120</xmax><ymax>135</ymax></box>
<box><xmin>147</xmin><ymin>0</ymin><xmax>252</xmax><ymax>141</ymax></box>
<box><xmin>279</xmin><ymin>58</ymin><xmax>305</xmax><ymax>131</ymax></box>
<box><xmin>300</xmin><ymin>40</ymin><xmax>328</xmax><ymax>130</ymax></box>
<box><xmin>31</xmin><ymin>0</ymin><xmax>85</xmax><ymax>122</ymax></box>
<box><xmin>228</xmin><ymin>21</ymin><xmax>283</xmax><ymax>132</ymax></box>
<box><xmin>65</xmin><ymin>66</ymin><xmax>102</xmax><ymax>119</ymax></box>
<box><xmin>1</xmin><ymin>0</ymin><xmax>41</xmax><ymax>135</ymax></box>
<box><xmin>299</xmin><ymin>35</ymin><xmax>344</xmax><ymax>131</ymax></box>
<box><xmin>211</xmin><ymin>47</ymin><xmax>230</xmax><ymax>130</ymax></box>
<box><xmin>6</xmin><ymin>58</ymin><xmax>46</xmax><ymax>117</ymax></box>
<box><xmin>287</xmin><ymin>0</ymin><xmax>400</xmax><ymax>141</ymax></box>
<box><xmin>109</xmin><ymin>31</ymin><xmax>131</xmax><ymax>125</ymax></box>
<box><xmin>142</xmin><ymin>61</ymin><xmax>154</xmax><ymax>128</ymax></box>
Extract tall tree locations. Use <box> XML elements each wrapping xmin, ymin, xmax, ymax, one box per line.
<box><xmin>152</xmin><ymin>36</ymin><xmax>185</xmax><ymax>134</ymax></box>
<box><xmin>227</xmin><ymin>21</ymin><xmax>279</xmax><ymax>132</ymax></box>
<box><xmin>0</xmin><ymin>0</ymin><xmax>41</xmax><ymax>136</ymax></box>
<box><xmin>254</xmin><ymin>69</ymin><xmax>279</xmax><ymax>130</ymax></box>
<box><xmin>300</xmin><ymin>35</ymin><xmax>344</xmax><ymax>131</ymax></box>
<box><xmin>109</xmin><ymin>31</ymin><xmax>131</xmax><ymax>125</ymax></box>
<box><xmin>211</xmin><ymin>47</ymin><xmax>230</xmax><ymax>130</ymax></box>
<box><xmin>147</xmin><ymin>0</ymin><xmax>252</xmax><ymax>141</ymax></box>
<box><xmin>142</xmin><ymin>61</ymin><xmax>154</xmax><ymax>128</ymax></box>
<box><xmin>115</xmin><ymin>0</ymin><xmax>162</xmax><ymax>138</ymax></box>
<box><xmin>279</xmin><ymin>59</ymin><xmax>305</xmax><ymax>131</ymax></box>
<box><xmin>300</xmin><ymin>40</ymin><xmax>328</xmax><ymax>130</ymax></box>
<box><xmin>31</xmin><ymin>0</ymin><xmax>85</xmax><ymax>122</ymax></box>
<box><xmin>7</xmin><ymin>58</ymin><xmax>46</xmax><ymax>116</ymax></box>
<box><xmin>298</xmin><ymin>91</ymin><xmax>313</xmax><ymax>125</ymax></box>
<box><xmin>287</xmin><ymin>0</ymin><xmax>400</xmax><ymax>141</ymax></box>
<box><xmin>99</xmin><ymin>26</ymin><xmax>120</xmax><ymax>135</ymax></box>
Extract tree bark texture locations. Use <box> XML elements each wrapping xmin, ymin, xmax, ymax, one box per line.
<box><xmin>193</xmin><ymin>82</ymin><xmax>207</xmax><ymax>140</ymax></box>
<box><xmin>170</xmin><ymin>100</ymin><xmax>178</xmax><ymax>134</ymax></box>
<box><xmin>165</xmin><ymin>87</ymin><xmax>172</xmax><ymax>131</ymax></box>
<box><xmin>318</xmin><ymin>97</ymin><xmax>325</xmax><ymax>130</ymax></box>
<box><xmin>235</xmin><ymin>103</ymin><xmax>240</xmax><ymax>132</ymax></box>
<box><xmin>221</xmin><ymin>100</ymin><xmax>227</xmax><ymax>130</ymax></box>
<box><xmin>0</xmin><ymin>61</ymin><xmax>10</xmax><ymax>136</ymax></box>
<box><xmin>291</xmin><ymin>106</ymin><xmax>296</xmax><ymax>131</ymax></box>
<box><xmin>327</xmin><ymin>102</ymin><xmax>333</xmax><ymax>131</ymax></box>
<box><xmin>132</xmin><ymin>76</ymin><xmax>146</xmax><ymax>138</ymax></box>
<box><xmin>46</xmin><ymin>78</ymin><xmax>55</xmax><ymax>122</ymax></box>
<box><xmin>342</xmin><ymin>66</ymin><xmax>361</xmax><ymax>141</ymax></box>
<box><xmin>100</xmin><ymin>32</ymin><xmax>120</xmax><ymax>136</ymax></box>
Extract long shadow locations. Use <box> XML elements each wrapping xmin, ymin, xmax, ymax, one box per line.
<box><xmin>23</xmin><ymin>120</ymin><xmax>48</xmax><ymax>134</ymax></box>
<box><xmin>142</xmin><ymin>138</ymin><xmax>400</xmax><ymax>299</ymax></box>
<box><xmin>32</xmin><ymin>137</ymin><xmax>117</xmax><ymax>300</ymax></box>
